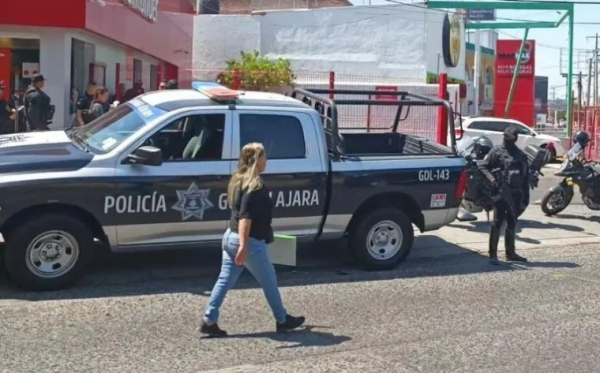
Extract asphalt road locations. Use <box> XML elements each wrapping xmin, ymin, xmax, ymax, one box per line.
<box><xmin>2</xmin><ymin>239</ymin><xmax>600</xmax><ymax>372</ymax></box>
<box><xmin>2</xmin><ymin>165</ymin><xmax>594</xmax><ymax>373</ymax></box>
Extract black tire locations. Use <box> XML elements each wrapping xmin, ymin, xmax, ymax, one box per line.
<box><xmin>3</xmin><ymin>213</ymin><xmax>94</xmax><ymax>291</ymax></box>
<box><xmin>541</xmin><ymin>144</ymin><xmax>557</xmax><ymax>162</ymax></box>
<box><xmin>349</xmin><ymin>208</ymin><xmax>414</xmax><ymax>270</ymax></box>
<box><xmin>541</xmin><ymin>186</ymin><xmax>573</xmax><ymax>216</ymax></box>
<box><xmin>548</xmin><ymin>147</ymin><xmax>557</xmax><ymax>162</ymax></box>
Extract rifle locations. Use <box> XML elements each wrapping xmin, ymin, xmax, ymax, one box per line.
<box><xmin>491</xmin><ymin>167</ymin><xmax>518</xmax><ymax>220</ymax></box>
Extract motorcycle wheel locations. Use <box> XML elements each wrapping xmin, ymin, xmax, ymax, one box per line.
<box><xmin>541</xmin><ymin>186</ymin><xmax>574</xmax><ymax>216</ymax></box>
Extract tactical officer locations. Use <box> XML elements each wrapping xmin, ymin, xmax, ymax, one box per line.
<box><xmin>24</xmin><ymin>74</ymin><xmax>52</xmax><ymax>131</ymax></box>
<box><xmin>478</xmin><ymin>126</ymin><xmax>530</xmax><ymax>265</ymax></box>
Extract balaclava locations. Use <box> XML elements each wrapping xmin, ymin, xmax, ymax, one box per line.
<box><xmin>503</xmin><ymin>126</ymin><xmax>519</xmax><ymax>149</ymax></box>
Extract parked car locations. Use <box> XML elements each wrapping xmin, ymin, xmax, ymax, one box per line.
<box><xmin>0</xmin><ymin>83</ymin><xmax>467</xmax><ymax>291</ymax></box>
<box><xmin>452</xmin><ymin>117</ymin><xmax>565</xmax><ymax>160</ymax></box>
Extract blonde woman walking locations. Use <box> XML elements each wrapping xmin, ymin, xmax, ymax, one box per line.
<box><xmin>200</xmin><ymin>143</ymin><xmax>305</xmax><ymax>337</ymax></box>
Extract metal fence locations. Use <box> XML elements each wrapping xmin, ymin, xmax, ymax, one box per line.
<box><xmin>573</xmin><ymin>107</ymin><xmax>600</xmax><ymax>161</ymax></box>
<box><xmin>192</xmin><ymin>69</ymin><xmax>450</xmax><ymax>142</ymax></box>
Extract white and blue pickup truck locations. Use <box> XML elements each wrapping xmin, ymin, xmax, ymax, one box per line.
<box><xmin>0</xmin><ymin>83</ymin><xmax>467</xmax><ymax>291</ymax></box>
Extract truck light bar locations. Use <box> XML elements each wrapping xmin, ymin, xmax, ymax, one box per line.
<box><xmin>192</xmin><ymin>81</ymin><xmax>239</xmax><ymax>103</ymax></box>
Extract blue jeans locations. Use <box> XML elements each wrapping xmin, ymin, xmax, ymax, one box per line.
<box><xmin>204</xmin><ymin>229</ymin><xmax>287</xmax><ymax>324</ymax></box>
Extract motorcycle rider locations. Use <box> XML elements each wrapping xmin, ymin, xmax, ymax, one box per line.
<box><xmin>478</xmin><ymin>126</ymin><xmax>530</xmax><ymax>265</ymax></box>
<box><xmin>571</xmin><ymin>131</ymin><xmax>591</xmax><ymax>163</ymax></box>
<box><xmin>471</xmin><ymin>136</ymin><xmax>494</xmax><ymax>160</ymax></box>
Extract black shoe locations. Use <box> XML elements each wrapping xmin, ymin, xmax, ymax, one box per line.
<box><xmin>506</xmin><ymin>253</ymin><xmax>527</xmax><ymax>263</ymax></box>
<box><xmin>489</xmin><ymin>255</ymin><xmax>500</xmax><ymax>266</ymax></box>
<box><xmin>200</xmin><ymin>321</ymin><xmax>227</xmax><ymax>337</ymax></box>
<box><xmin>276</xmin><ymin>314</ymin><xmax>305</xmax><ymax>333</ymax></box>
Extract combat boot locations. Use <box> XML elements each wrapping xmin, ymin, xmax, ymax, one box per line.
<box><xmin>489</xmin><ymin>226</ymin><xmax>500</xmax><ymax>266</ymax></box>
<box><xmin>505</xmin><ymin>225</ymin><xmax>527</xmax><ymax>262</ymax></box>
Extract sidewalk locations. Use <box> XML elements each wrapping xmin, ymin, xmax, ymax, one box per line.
<box><xmin>412</xmin><ymin>203</ymin><xmax>599</xmax><ymax>260</ymax></box>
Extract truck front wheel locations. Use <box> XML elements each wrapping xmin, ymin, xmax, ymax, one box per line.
<box><xmin>349</xmin><ymin>208</ymin><xmax>414</xmax><ymax>270</ymax></box>
<box><xmin>3</xmin><ymin>213</ymin><xmax>94</xmax><ymax>291</ymax></box>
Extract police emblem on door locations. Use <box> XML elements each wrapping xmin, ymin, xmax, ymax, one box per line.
<box><xmin>172</xmin><ymin>183</ymin><xmax>214</xmax><ymax>221</ymax></box>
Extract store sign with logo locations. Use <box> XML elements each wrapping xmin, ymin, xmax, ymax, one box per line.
<box><xmin>494</xmin><ymin>40</ymin><xmax>536</xmax><ymax>126</ymax></box>
<box><xmin>122</xmin><ymin>0</ymin><xmax>159</xmax><ymax>23</ymax></box>
<box><xmin>465</xmin><ymin>9</ymin><xmax>496</xmax><ymax>21</ymax></box>
<box><xmin>442</xmin><ymin>13</ymin><xmax>462</xmax><ymax>68</ymax></box>
<box><xmin>497</xmin><ymin>41</ymin><xmax>534</xmax><ymax>77</ymax></box>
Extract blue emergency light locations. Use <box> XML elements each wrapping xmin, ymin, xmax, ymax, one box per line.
<box><xmin>192</xmin><ymin>81</ymin><xmax>240</xmax><ymax>103</ymax></box>
<box><xmin>192</xmin><ymin>81</ymin><xmax>226</xmax><ymax>91</ymax></box>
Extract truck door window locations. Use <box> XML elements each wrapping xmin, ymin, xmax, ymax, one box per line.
<box><xmin>239</xmin><ymin>114</ymin><xmax>306</xmax><ymax>159</ymax></box>
<box><xmin>146</xmin><ymin>114</ymin><xmax>226</xmax><ymax>161</ymax></box>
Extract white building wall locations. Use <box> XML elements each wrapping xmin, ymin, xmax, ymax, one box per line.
<box><xmin>193</xmin><ymin>5</ymin><xmax>466</xmax><ymax>82</ymax></box>
<box><xmin>259</xmin><ymin>6</ymin><xmax>427</xmax><ymax>79</ymax></box>
<box><xmin>39</xmin><ymin>30</ymin><xmax>72</xmax><ymax>131</ymax></box>
<box><xmin>193</xmin><ymin>15</ymin><xmax>260</xmax><ymax>80</ymax></box>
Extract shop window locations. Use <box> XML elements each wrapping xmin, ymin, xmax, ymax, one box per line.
<box><xmin>150</xmin><ymin>64</ymin><xmax>157</xmax><ymax>91</ymax></box>
<box><xmin>133</xmin><ymin>59</ymin><xmax>142</xmax><ymax>82</ymax></box>
<box><xmin>89</xmin><ymin>62</ymin><xmax>106</xmax><ymax>86</ymax></box>
<box><xmin>485</xmin><ymin>67</ymin><xmax>493</xmax><ymax>85</ymax></box>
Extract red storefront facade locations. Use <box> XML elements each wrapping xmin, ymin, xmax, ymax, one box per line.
<box><xmin>493</xmin><ymin>39</ymin><xmax>536</xmax><ymax>127</ymax></box>
<box><xmin>0</xmin><ymin>0</ymin><xmax>194</xmax><ymax>128</ymax></box>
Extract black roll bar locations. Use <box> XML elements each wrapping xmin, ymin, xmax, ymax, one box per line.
<box><xmin>291</xmin><ymin>87</ymin><xmax>458</xmax><ymax>156</ymax></box>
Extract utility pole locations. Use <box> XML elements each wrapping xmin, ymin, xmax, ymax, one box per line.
<box><xmin>586</xmin><ymin>34</ymin><xmax>599</xmax><ymax>106</ymax></box>
<box><xmin>587</xmin><ymin>58</ymin><xmax>593</xmax><ymax>106</ymax></box>
<box><xmin>473</xmin><ymin>8</ymin><xmax>481</xmax><ymax>116</ymax></box>
<box><xmin>578</xmin><ymin>72</ymin><xmax>583</xmax><ymax>108</ymax></box>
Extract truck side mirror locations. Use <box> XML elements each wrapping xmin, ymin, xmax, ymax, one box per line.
<box><xmin>122</xmin><ymin>146</ymin><xmax>163</xmax><ymax>166</ymax></box>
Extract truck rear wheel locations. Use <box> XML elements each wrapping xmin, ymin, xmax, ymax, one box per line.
<box><xmin>349</xmin><ymin>208</ymin><xmax>414</xmax><ymax>270</ymax></box>
<box><xmin>3</xmin><ymin>213</ymin><xmax>94</xmax><ymax>291</ymax></box>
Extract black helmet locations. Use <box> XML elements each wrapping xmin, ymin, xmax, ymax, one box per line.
<box><xmin>473</xmin><ymin>136</ymin><xmax>494</xmax><ymax>159</ymax></box>
<box><xmin>573</xmin><ymin>131</ymin><xmax>591</xmax><ymax>147</ymax></box>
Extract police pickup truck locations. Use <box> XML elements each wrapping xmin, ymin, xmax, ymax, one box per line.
<box><xmin>0</xmin><ymin>83</ymin><xmax>467</xmax><ymax>291</ymax></box>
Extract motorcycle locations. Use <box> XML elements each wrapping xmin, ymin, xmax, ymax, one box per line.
<box><xmin>541</xmin><ymin>143</ymin><xmax>600</xmax><ymax>215</ymax></box>
<box><xmin>457</xmin><ymin>136</ymin><xmax>551</xmax><ymax>222</ymax></box>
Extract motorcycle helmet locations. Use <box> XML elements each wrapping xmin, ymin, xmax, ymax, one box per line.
<box><xmin>472</xmin><ymin>136</ymin><xmax>494</xmax><ymax>159</ymax></box>
<box><xmin>573</xmin><ymin>131</ymin><xmax>591</xmax><ymax>147</ymax></box>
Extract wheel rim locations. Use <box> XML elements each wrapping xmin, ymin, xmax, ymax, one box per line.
<box><xmin>365</xmin><ymin>220</ymin><xmax>403</xmax><ymax>261</ymax></box>
<box><xmin>546</xmin><ymin>190</ymin><xmax>568</xmax><ymax>212</ymax></box>
<box><xmin>25</xmin><ymin>231</ymin><xmax>80</xmax><ymax>279</ymax></box>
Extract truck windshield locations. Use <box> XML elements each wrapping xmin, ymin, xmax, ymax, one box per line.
<box><xmin>72</xmin><ymin>101</ymin><xmax>165</xmax><ymax>154</ymax></box>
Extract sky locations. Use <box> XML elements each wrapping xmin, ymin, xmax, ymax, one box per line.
<box><xmin>349</xmin><ymin>0</ymin><xmax>599</xmax><ymax>100</ymax></box>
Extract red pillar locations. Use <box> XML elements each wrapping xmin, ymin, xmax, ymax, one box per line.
<box><xmin>436</xmin><ymin>73</ymin><xmax>449</xmax><ymax>145</ymax></box>
<box><xmin>233</xmin><ymin>69</ymin><xmax>241</xmax><ymax>90</ymax></box>
<box><xmin>0</xmin><ymin>49</ymin><xmax>11</xmax><ymax>100</ymax></box>
<box><xmin>329</xmin><ymin>71</ymin><xmax>335</xmax><ymax>99</ymax></box>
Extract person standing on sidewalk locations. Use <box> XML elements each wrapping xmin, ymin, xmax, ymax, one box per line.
<box><xmin>478</xmin><ymin>126</ymin><xmax>530</xmax><ymax>265</ymax></box>
<box><xmin>23</xmin><ymin>74</ymin><xmax>52</xmax><ymax>131</ymax></box>
<box><xmin>75</xmin><ymin>82</ymin><xmax>96</xmax><ymax>127</ymax></box>
<box><xmin>124</xmin><ymin>80</ymin><xmax>144</xmax><ymax>101</ymax></box>
<box><xmin>201</xmin><ymin>142</ymin><xmax>305</xmax><ymax>337</ymax></box>
<box><xmin>89</xmin><ymin>86</ymin><xmax>111</xmax><ymax>120</ymax></box>
<box><xmin>0</xmin><ymin>84</ymin><xmax>15</xmax><ymax>134</ymax></box>
<box><xmin>164</xmin><ymin>79</ymin><xmax>178</xmax><ymax>90</ymax></box>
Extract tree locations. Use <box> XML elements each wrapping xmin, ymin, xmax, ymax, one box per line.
<box><xmin>218</xmin><ymin>50</ymin><xmax>295</xmax><ymax>91</ymax></box>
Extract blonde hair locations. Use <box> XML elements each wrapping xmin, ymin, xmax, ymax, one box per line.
<box><xmin>227</xmin><ymin>142</ymin><xmax>266</xmax><ymax>207</ymax></box>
